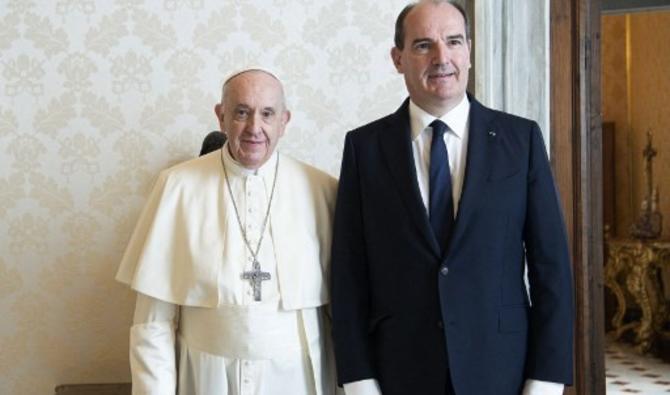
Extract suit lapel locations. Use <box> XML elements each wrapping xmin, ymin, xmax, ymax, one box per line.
<box><xmin>445</xmin><ymin>96</ymin><xmax>497</xmax><ymax>262</ymax></box>
<box><xmin>379</xmin><ymin>99</ymin><xmax>441</xmax><ymax>258</ymax></box>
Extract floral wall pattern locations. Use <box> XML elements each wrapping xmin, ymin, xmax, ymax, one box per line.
<box><xmin>0</xmin><ymin>1</ymin><xmax>409</xmax><ymax>393</ymax></box>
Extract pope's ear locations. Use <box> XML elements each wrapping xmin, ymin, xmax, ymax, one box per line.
<box><xmin>214</xmin><ymin>104</ymin><xmax>223</xmax><ymax>121</ymax></box>
<box><xmin>278</xmin><ymin>110</ymin><xmax>291</xmax><ymax>138</ymax></box>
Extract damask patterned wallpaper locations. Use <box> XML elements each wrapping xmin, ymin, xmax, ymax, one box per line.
<box><xmin>0</xmin><ymin>1</ymin><xmax>409</xmax><ymax>393</ymax></box>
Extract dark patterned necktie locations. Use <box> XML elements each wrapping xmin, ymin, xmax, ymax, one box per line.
<box><xmin>429</xmin><ymin>119</ymin><xmax>454</xmax><ymax>252</ymax></box>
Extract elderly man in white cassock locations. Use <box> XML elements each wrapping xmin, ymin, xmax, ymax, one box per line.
<box><xmin>116</xmin><ymin>69</ymin><xmax>339</xmax><ymax>395</ymax></box>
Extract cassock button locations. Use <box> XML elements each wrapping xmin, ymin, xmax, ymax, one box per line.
<box><xmin>440</xmin><ymin>266</ymin><xmax>449</xmax><ymax>276</ymax></box>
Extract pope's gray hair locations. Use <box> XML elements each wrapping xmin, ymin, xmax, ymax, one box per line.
<box><xmin>219</xmin><ymin>69</ymin><xmax>288</xmax><ymax>110</ymax></box>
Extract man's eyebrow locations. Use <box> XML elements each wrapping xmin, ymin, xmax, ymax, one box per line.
<box><xmin>411</xmin><ymin>37</ymin><xmax>433</xmax><ymax>45</ymax></box>
<box><xmin>410</xmin><ymin>34</ymin><xmax>465</xmax><ymax>46</ymax></box>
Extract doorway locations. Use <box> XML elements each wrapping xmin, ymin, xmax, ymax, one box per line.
<box><xmin>550</xmin><ymin>1</ymin><xmax>670</xmax><ymax>393</ymax></box>
<box><xmin>601</xmin><ymin>4</ymin><xmax>670</xmax><ymax>393</ymax></box>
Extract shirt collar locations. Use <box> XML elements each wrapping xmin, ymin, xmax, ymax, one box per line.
<box><xmin>220</xmin><ymin>141</ymin><xmax>278</xmax><ymax>180</ymax></box>
<box><xmin>409</xmin><ymin>95</ymin><xmax>470</xmax><ymax>141</ymax></box>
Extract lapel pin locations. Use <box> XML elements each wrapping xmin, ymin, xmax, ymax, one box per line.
<box><xmin>488</xmin><ymin>130</ymin><xmax>497</xmax><ymax>137</ymax></box>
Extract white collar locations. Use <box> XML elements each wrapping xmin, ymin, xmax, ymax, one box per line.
<box><xmin>220</xmin><ymin>141</ymin><xmax>278</xmax><ymax>180</ymax></box>
<box><xmin>409</xmin><ymin>95</ymin><xmax>470</xmax><ymax>141</ymax></box>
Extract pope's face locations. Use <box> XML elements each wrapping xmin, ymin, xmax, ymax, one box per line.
<box><xmin>391</xmin><ymin>2</ymin><xmax>471</xmax><ymax>116</ymax></box>
<box><xmin>216</xmin><ymin>71</ymin><xmax>290</xmax><ymax>169</ymax></box>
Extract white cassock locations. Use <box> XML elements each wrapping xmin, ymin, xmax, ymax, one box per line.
<box><xmin>116</xmin><ymin>144</ymin><xmax>339</xmax><ymax>395</ymax></box>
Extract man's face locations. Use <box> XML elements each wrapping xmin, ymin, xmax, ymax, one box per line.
<box><xmin>391</xmin><ymin>2</ymin><xmax>471</xmax><ymax>116</ymax></box>
<box><xmin>215</xmin><ymin>71</ymin><xmax>290</xmax><ymax>169</ymax></box>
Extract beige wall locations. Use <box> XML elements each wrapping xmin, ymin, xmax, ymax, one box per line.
<box><xmin>0</xmin><ymin>1</ymin><xmax>409</xmax><ymax>393</ymax></box>
<box><xmin>602</xmin><ymin>11</ymin><xmax>670</xmax><ymax>239</ymax></box>
<box><xmin>602</xmin><ymin>14</ymin><xmax>630</xmax><ymax>235</ymax></box>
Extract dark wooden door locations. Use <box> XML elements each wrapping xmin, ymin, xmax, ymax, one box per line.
<box><xmin>550</xmin><ymin>0</ymin><xmax>606</xmax><ymax>394</ymax></box>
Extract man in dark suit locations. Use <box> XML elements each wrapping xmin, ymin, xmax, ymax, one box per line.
<box><xmin>330</xmin><ymin>1</ymin><xmax>573</xmax><ymax>395</ymax></box>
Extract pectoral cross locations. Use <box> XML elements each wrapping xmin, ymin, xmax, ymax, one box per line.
<box><xmin>242</xmin><ymin>260</ymin><xmax>271</xmax><ymax>301</ymax></box>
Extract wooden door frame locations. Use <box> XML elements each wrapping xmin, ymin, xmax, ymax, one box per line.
<box><xmin>550</xmin><ymin>0</ymin><xmax>606</xmax><ymax>394</ymax></box>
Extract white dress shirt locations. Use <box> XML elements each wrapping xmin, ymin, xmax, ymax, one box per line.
<box><xmin>409</xmin><ymin>96</ymin><xmax>470</xmax><ymax>218</ymax></box>
<box><xmin>343</xmin><ymin>95</ymin><xmax>564</xmax><ymax>395</ymax></box>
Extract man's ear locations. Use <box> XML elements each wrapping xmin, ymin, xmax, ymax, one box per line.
<box><xmin>467</xmin><ymin>39</ymin><xmax>472</xmax><ymax>68</ymax></box>
<box><xmin>391</xmin><ymin>47</ymin><xmax>403</xmax><ymax>73</ymax></box>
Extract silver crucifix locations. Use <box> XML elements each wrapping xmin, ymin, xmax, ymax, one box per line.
<box><xmin>242</xmin><ymin>260</ymin><xmax>271</xmax><ymax>301</ymax></box>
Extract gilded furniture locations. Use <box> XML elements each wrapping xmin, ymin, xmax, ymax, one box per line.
<box><xmin>605</xmin><ymin>237</ymin><xmax>670</xmax><ymax>353</ymax></box>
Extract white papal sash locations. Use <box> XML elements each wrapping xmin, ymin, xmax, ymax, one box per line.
<box><xmin>179</xmin><ymin>304</ymin><xmax>305</xmax><ymax>360</ymax></box>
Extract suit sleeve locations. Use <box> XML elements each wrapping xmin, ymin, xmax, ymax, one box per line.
<box><xmin>330</xmin><ymin>133</ymin><xmax>375</xmax><ymax>385</ymax></box>
<box><xmin>523</xmin><ymin>122</ymin><xmax>574</xmax><ymax>384</ymax></box>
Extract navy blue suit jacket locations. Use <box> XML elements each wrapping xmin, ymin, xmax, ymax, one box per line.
<box><xmin>330</xmin><ymin>96</ymin><xmax>573</xmax><ymax>395</ymax></box>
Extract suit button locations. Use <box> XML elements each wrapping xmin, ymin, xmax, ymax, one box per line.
<box><xmin>437</xmin><ymin>321</ymin><xmax>444</xmax><ymax>329</ymax></box>
<box><xmin>440</xmin><ymin>266</ymin><xmax>449</xmax><ymax>276</ymax></box>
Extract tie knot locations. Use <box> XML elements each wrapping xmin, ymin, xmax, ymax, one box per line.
<box><xmin>430</xmin><ymin>120</ymin><xmax>448</xmax><ymax>138</ymax></box>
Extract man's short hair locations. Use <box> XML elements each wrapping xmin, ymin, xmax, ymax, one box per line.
<box><xmin>394</xmin><ymin>0</ymin><xmax>470</xmax><ymax>50</ymax></box>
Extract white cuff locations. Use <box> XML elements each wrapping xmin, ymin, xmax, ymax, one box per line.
<box><xmin>343</xmin><ymin>379</ymin><xmax>382</xmax><ymax>395</ymax></box>
<box><xmin>522</xmin><ymin>379</ymin><xmax>564</xmax><ymax>395</ymax></box>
